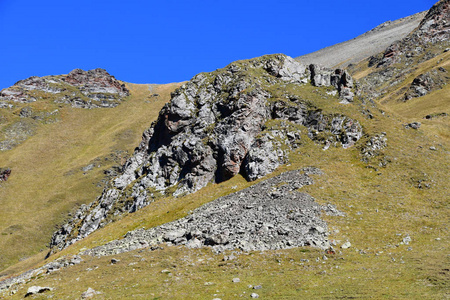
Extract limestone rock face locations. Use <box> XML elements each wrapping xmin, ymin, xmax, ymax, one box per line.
<box><xmin>309</xmin><ymin>65</ymin><xmax>355</xmax><ymax>102</ymax></box>
<box><xmin>50</xmin><ymin>54</ymin><xmax>362</xmax><ymax>251</ymax></box>
<box><xmin>0</xmin><ymin>68</ymin><xmax>129</xmax><ymax>109</ymax></box>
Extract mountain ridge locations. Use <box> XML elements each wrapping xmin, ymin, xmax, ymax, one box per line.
<box><xmin>295</xmin><ymin>11</ymin><xmax>427</xmax><ymax>68</ymax></box>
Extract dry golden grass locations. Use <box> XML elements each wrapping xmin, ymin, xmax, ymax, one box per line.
<box><xmin>3</xmin><ymin>109</ymin><xmax>449</xmax><ymax>298</ymax></box>
<box><xmin>1</xmin><ymin>53</ymin><xmax>449</xmax><ymax>298</ymax></box>
<box><xmin>0</xmin><ymin>82</ymin><xmax>181</xmax><ymax>275</ymax></box>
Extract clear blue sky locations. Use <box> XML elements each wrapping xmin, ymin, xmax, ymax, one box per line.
<box><xmin>0</xmin><ymin>0</ymin><xmax>436</xmax><ymax>90</ymax></box>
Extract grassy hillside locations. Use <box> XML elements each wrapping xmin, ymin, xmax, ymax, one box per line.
<box><xmin>1</xmin><ymin>54</ymin><xmax>449</xmax><ymax>298</ymax></box>
<box><xmin>0</xmin><ymin>82</ymin><xmax>181</xmax><ymax>275</ymax></box>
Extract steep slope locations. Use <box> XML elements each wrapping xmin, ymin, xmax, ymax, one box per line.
<box><xmin>49</xmin><ymin>54</ymin><xmax>365</xmax><ymax>252</ymax></box>
<box><xmin>295</xmin><ymin>11</ymin><xmax>426</xmax><ymax>68</ymax></box>
<box><xmin>350</xmin><ymin>0</ymin><xmax>450</xmax><ymax>140</ymax></box>
<box><xmin>0</xmin><ymin>74</ymin><xmax>181</xmax><ymax>274</ymax></box>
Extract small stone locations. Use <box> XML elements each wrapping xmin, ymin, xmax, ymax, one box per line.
<box><xmin>223</xmin><ymin>253</ymin><xmax>236</xmax><ymax>261</ymax></box>
<box><xmin>232</xmin><ymin>278</ymin><xmax>240</xmax><ymax>283</ymax></box>
<box><xmin>111</xmin><ymin>258</ymin><xmax>120</xmax><ymax>264</ymax></box>
<box><xmin>253</xmin><ymin>285</ymin><xmax>262</xmax><ymax>290</ymax></box>
<box><xmin>402</xmin><ymin>235</ymin><xmax>412</xmax><ymax>245</ymax></box>
<box><xmin>341</xmin><ymin>242</ymin><xmax>351</xmax><ymax>249</ymax></box>
<box><xmin>429</xmin><ymin>146</ymin><xmax>436</xmax><ymax>151</ymax></box>
<box><xmin>81</xmin><ymin>287</ymin><xmax>101</xmax><ymax>299</ymax></box>
<box><xmin>435</xmin><ymin>238</ymin><xmax>441</xmax><ymax>241</ymax></box>
<box><xmin>251</xmin><ymin>293</ymin><xmax>260</xmax><ymax>298</ymax></box>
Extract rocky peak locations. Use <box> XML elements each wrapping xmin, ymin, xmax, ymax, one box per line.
<box><xmin>416</xmin><ymin>0</ymin><xmax>450</xmax><ymax>43</ymax></box>
<box><xmin>50</xmin><ymin>54</ymin><xmax>363</xmax><ymax>251</ymax></box>
<box><xmin>63</xmin><ymin>68</ymin><xmax>129</xmax><ymax>97</ymax></box>
<box><xmin>0</xmin><ymin>68</ymin><xmax>129</xmax><ymax>109</ymax></box>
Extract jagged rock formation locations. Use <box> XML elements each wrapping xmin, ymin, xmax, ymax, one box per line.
<box><xmin>0</xmin><ymin>68</ymin><xmax>129</xmax><ymax>151</ymax></box>
<box><xmin>358</xmin><ymin>0</ymin><xmax>450</xmax><ymax>100</ymax></box>
<box><xmin>404</xmin><ymin>68</ymin><xmax>448</xmax><ymax>100</ymax></box>
<box><xmin>82</xmin><ymin>169</ymin><xmax>341</xmax><ymax>256</ymax></box>
<box><xmin>377</xmin><ymin>0</ymin><xmax>449</xmax><ymax>67</ymax></box>
<box><xmin>0</xmin><ymin>68</ymin><xmax>129</xmax><ymax>109</ymax></box>
<box><xmin>309</xmin><ymin>65</ymin><xmax>355</xmax><ymax>103</ymax></box>
<box><xmin>50</xmin><ymin>54</ymin><xmax>362</xmax><ymax>252</ymax></box>
<box><xmin>0</xmin><ymin>168</ymin><xmax>11</xmax><ymax>181</ymax></box>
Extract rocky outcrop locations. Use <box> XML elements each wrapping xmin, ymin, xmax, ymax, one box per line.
<box><xmin>404</xmin><ymin>68</ymin><xmax>448</xmax><ymax>100</ymax></box>
<box><xmin>0</xmin><ymin>68</ymin><xmax>129</xmax><ymax>109</ymax></box>
<box><xmin>358</xmin><ymin>1</ymin><xmax>450</xmax><ymax>102</ymax></box>
<box><xmin>50</xmin><ymin>54</ymin><xmax>362</xmax><ymax>252</ymax></box>
<box><xmin>82</xmin><ymin>169</ymin><xmax>340</xmax><ymax>256</ymax></box>
<box><xmin>378</xmin><ymin>0</ymin><xmax>450</xmax><ymax>67</ymax></box>
<box><xmin>0</xmin><ymin>168</ymin><xmax>11</xmax><ymax>181</ymax></box>
<box><xmin>309</xmin><ymin>65</ymin><xmax>355</xmax><ymax>102</ymax></box>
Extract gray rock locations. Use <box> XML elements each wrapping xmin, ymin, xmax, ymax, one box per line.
<box><xmin>50</xmin><ymin>54</ymin><xmax>361</xmax><ymax>252</ymax></box>
<box><xmin>402</xmin><ymin>235</ymin><xmax>412</xmax><ymax>245</ymax></box>
<box><xmin>81</xmin><ymin>287</ymin><xmax>101</xmax><ymax>299</ymax></box>
<box><xmin>0</xmin><ymin>168</ymin><xmax>11</xmax><ymax>181</ymax></box>
<box><xmin>82</xmin><ymin>169</ymin><xmax>335</xmax><ymax>257</ymax></box>
<box><xmin>25</xmin><ymin>286</ymin><xmax>53</xmax><ymax>297</ymax></box>
<box><xmin>0</xmin><ymin>69</ymin><xmax>129</xmax><ymax>110</ymax></box>
<box><xmin>232</xmin><ymin>278</ymin><xmax>240</xmax><ymax>283</ymax></box>
<box><xmin>341</xmin><ymin>241</ymin><xmax>351</xmax><ymax>249</ymax></box>
<box><xmin>404</xmin><ymin>122</ymin><xmax>421</xmax><ymax>129</ymax></box>
<box><xmin>309</xmin><ymin>65</ymin><xmax>356</xmax><ymax>102</ymax></box>
<box><xmin>251</xmin><ymin>293</ymin><xmax>260</xmax><ymax>298</ymax></box>
<box><xmin>404</xmin><ymin>70</ymin><xmax>447</xmax><ymax>101</ymax></box>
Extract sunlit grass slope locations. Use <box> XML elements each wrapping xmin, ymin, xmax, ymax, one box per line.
<box><xmin>2</xmin><ymin>67</ymin><xmax>448</xmax><ymax>298</ymax></box>
<box><xmin>0</xmin><ymin>82</ymin><xmax>181</xmax><ymax>274</ymax></box>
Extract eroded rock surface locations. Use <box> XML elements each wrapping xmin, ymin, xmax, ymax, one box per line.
<box><xmin>50</xmin><ymin>54</ymin><xmax>361</xmax><ymax>251</ymax></box>
<box><xmin>404</xmin><ymin>68</ymin><xmax>448</xmax><ymax>100</ymax></box>
<box><xmin>83</xmin><ymin>169</ymin><xmax>339</xmax><ymax>256</ymax></box>
<box><xmin>0</xmin><ymin>68</ymin><xmax>129</xmax><ymax>109</ymax></box>
<box><xmin>309</xmin><ymin>65</ymin><xmax>355</xmax><ymax>102</ymax></box>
